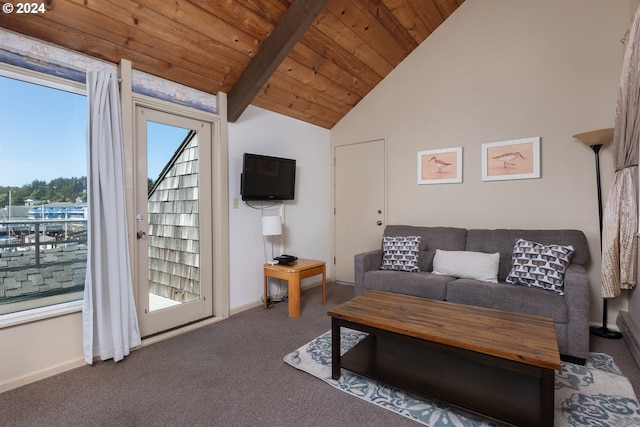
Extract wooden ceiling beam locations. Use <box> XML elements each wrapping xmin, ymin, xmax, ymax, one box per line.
<box><xmin>227</xmin><ymin>0</ymin><xmax>329</xmax><ymax>122</ymax></box>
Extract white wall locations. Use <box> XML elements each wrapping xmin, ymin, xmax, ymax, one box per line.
<box><xmin>0</xmin><ymin>102</ymin><xmax>330</xmax><ymax>392</ymax></box>
<box><xmin>0</xmin><ymin>30</ymin><xmax>331</xmax><ymax>391</ymax></box>
<box><xmin>0</xmin><ymin>311</ymin><xmax>84</xmax><ymax>392</ymax></box>
<box><xmin>1</xmin><ymin>0</ymin><xmax>627</xmax><ymax>391</ymax></box>
<box><xmin>331</xmin><ymin>0</ymin><xmax>631</xmax><ymax>328</ymax></box>
<box><xmin>228</xmin><ymin>105</ymin><xmax>331</xmax><ymax>311</ymax></box>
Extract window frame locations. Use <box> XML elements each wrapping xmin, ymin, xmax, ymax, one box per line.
<box><xmin>0</xmin><ymin>63</ymin><xmax>87</xmax><ymax>328</ymax></box>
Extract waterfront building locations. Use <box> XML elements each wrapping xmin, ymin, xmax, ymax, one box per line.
<box><xmin>28</xmin><ymin>203</ymin><xmax>87</xmax><ymax>220</ymax></box>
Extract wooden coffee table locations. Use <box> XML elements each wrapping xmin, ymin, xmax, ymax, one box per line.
<box><xmin>328</xmin><ymin>290</ymin><xmax>560</xmax><ymax>427</ymax></box>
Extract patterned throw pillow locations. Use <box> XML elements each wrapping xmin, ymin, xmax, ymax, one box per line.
<box><xmin>506</xmin><ymin>239</ymin><xmax>574</xmax><ymax>295</ymax></box>
<box><xmin>380</xmin><ymin>235</ymin><xmax>421</xmax><ymax>272</ymax></box>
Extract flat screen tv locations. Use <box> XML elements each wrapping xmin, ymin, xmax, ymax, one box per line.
<box><xmin>241</xmin><ymin>153</ymin><xmax>296</xmax><ymax>201</ymax></box>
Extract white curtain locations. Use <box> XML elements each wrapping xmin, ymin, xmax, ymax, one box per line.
<box><xmin>601</xmin><ymin>5</ymin><xmax>640</xmax><ymax>298</ymax></box>
<box><xmin>83</xmin><ymin>71</ymin><xmax>141</xmax><ymax>364</ymax></box>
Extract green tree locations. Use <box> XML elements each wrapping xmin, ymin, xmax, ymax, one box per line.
<box><xmin>0</xmin><ymin>177</ymin><xmax>87</xmax><ymax>208</ymax></box>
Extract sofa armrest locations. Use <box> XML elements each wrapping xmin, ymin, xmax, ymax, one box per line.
<box><xmin>563</xmin><ymin>264</ymin><xmax>590</xmax><ymax>313</ymax></box>
<box><xmin>562</xmin><ymin>263</ymin><xmax>590</xmax><ymax>360</ymax></box>
<box><xmin>354</xmin><ymin>249</ymin><xmax>383</xmax><ymax>295</ymax></box>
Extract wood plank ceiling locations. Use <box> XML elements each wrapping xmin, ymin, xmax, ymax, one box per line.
<box><xmin>0</xmin><ymin>0</ymin><xmax>464</xmax><ymax>129</ymax></box>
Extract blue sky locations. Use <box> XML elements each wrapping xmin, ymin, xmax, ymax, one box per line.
<box><xmin>147</xmin><ymin>121</ymin><xmax>189</xmax><ymax>183</ymax></box>
<box><xmin>0</xmin><ymin>75</ymin><xmax>87</xmax><ymax>187</ymax></box>
<box><xmin>0</xmin><ymin>75</ymin><xmax>187</xmax><ymax>188</ymax></box>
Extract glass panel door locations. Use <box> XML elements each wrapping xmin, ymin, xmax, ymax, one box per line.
<box><xmin>135</xmin><ymin>106</ymin><xmax>212</xmax><ymax>337</ymax></box>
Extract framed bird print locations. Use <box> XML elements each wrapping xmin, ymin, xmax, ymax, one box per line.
<box><xmin>417</xmin><ymin>147</ymin><xmax>463</xmax><ymax>184</ymax></box>
<box><xmin>481</xmin><ymin>137</ymin><xmax>540</xmax><ymax>181</ymax></box>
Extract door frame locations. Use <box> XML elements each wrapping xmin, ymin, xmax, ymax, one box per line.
<box><xmin>331</xmin><ymin>137</ymin><xmax>387</xmax><ymax>283</ymax></box>
<box><xmin>121</xmin><ymin>90</ymin><xmax>230</xmax><ymax>337</ymax></box>
<box><xmin>135</xmin><ymin>106</ymin><xmax>216</xmax><ymax>336</ymax></box>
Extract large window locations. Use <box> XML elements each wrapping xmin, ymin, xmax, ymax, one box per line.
<box><xmin>0</xmin><ymin>67</ymin><xmax>87</xmax><ymax>317</ymax></box>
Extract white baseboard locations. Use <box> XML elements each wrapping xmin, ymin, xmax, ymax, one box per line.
<box><xmin>0</xmin><ymin>357</ymin><xmax>86</xmax><ymax>394</ymax></box>
<box><xmin>231</xmin><ymin>280</ymin><xmax>324</xmax><ymax>316</ymax></box>
<box><xmin>0</xmin><ymin>315</ymin><xmax>226</xmax><ymax>393</ymax></box>
<box><xmin>140</xmin><ymin>316</ymin><xmax>224</xmax><ymax>347</ymax></box>
<box><xmin>0</xmin><ymin>280</ymin><xmax>326</xmax><ymax>393</ymax></box>
<box><xmin>230</xmin><ymin>299</ymin><xmax>263</xmax><ymax>316</ymax></box>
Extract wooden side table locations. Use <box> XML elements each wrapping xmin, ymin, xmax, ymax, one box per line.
<box><xmin>263</xmin><ymin>258</ymin><xmax>326</xmax><ymax>318</ymax></box>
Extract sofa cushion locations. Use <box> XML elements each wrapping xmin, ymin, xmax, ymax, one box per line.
<box><xmin>446</xmin><ymin>278</ymin><xmax>569</xmax><ymax>323</ymax></box>
<box><xmin>506</xmin><ymin>239</ymin><xmax>574</xmax><ymax>295</ymax></box>
<box><xmin>383</xmin><ymin>225</ymin><xmax>467</xmax><ymax>271</ymax></box>
<box><xmin>380</xmin><ymin>235</ymin><xmax>421</xmax><ymax>272</ymax></box>
<box><xmin>362</xmin><ymin>270</ymin><xmax>449</xmax><ymax>300</ymax></box>
<box><xmin>465</xmin><ymin>229</ymin><xmax>589</xmax><ymax>281</ymax></box>
<box><xmin>432</xmin><ymin>249</ymin><xmax>500</xmax><ymax>283</ymax></box>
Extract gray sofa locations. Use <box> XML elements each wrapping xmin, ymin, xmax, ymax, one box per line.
<box><xmin>354</xmin><ymin>225</ymin><xmax>590</xmax><ymax>363</ymax></box>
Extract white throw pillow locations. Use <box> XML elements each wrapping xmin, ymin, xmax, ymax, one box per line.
<box><xmin>432</xmin><ymin>249</ymin><xmax>500</xmax><ymax>283</ymax></box>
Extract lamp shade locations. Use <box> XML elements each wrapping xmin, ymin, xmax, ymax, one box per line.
<box><xmin>572</xmin><ymin>128</ymin><xmax>614</xmax><ymax>147</ymax></box>
<box><xmin>262</xmin><ymin>216</ymin><xmax>282</xmax><ymax>236</ymax></box>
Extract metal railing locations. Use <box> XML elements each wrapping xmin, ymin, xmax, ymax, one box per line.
<box><xmin>0</xmin><ymin>218</ymin><xmax>87</xmax><ymax>271</ymax></box>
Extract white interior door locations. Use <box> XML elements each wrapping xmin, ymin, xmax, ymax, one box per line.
<box><xmin>134</xmin><ymin>106</ymin><xmax>213</xmax><ymax>337</ymax></box>
<box><xmin>334</xmin><ymin>139</ymin><xmax>386</xmax><ymax>283</ymax></box>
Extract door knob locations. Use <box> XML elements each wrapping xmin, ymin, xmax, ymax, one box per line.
<box><xmin>137</xmin><ymin>230</ymin><xmax>147</xmax><ymax>239</ymax></box>
<box><xmin>376</xmin><ymin>220</ymin><xmax>382</xmax><ymax>226</ymax></box>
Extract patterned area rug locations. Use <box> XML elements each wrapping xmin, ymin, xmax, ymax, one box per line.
<box><xmin>284</xmin><ymin>329</ymin><xmax>640</xmax><ymax>426</ymax></box>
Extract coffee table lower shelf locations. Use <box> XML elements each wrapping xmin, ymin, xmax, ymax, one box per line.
<box><xmin>335</xmin><ymin>332</ymin><xmax>553</xmax><ymax>427</ymax></box>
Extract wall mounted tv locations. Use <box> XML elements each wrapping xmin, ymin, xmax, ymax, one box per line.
<box><xmin>241</xmin><ymin>153</ymin><xmax>296</xmax><ymax>201</ymax></box>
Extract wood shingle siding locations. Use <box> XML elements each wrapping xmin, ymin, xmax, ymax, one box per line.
<box><xmin>148</xmin><ymin>133</ymin><xmax>200</xmax><ymax>304</ymax></box>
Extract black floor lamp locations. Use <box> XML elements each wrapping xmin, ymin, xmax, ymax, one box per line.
<box><xmin>573</xmin><ymin>128</ymin><xmax>622</xmax><ymax>339</ymax></box>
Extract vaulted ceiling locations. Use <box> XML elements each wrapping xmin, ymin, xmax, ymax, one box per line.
<box><xmin>0</xmin><ymin>0</ymin><xmax>464</xmax><ymax>129</ymax></box>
